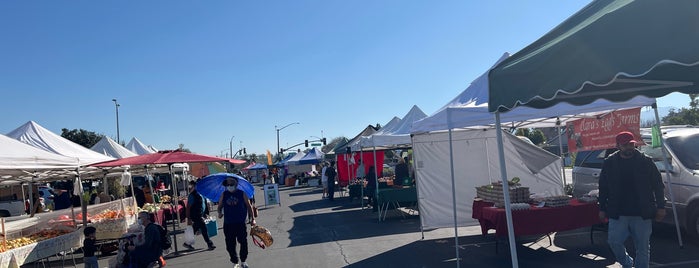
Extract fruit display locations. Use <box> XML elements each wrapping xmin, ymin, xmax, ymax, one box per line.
<box><xmin>160</xmin><ymin>195</ymin><xmax>172</xmax><ymax>203</ymax></box>
<box><xmin>92</xmin><ymin>209</ymin><xmax>124</xmax><ymax>221</ymax></box>
<box><xmin>141</xmin><ymin>203</ymin><xmax>160</xmax><ymax>213</ymax></box>
<box><xmin>0</xmin><ymin>229</ymin><xmax>72</xmax><ymax>252</ymax></box>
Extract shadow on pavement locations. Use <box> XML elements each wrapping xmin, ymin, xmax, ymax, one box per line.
<box><xmin>347</xmin><ymin>232</ymin><xmax>615</xmax><ymax>268</ymax></box>
<box><xmin>287</xmin><ymin>203</ymin><xmax>420</xmax><ymax>247</ymax></box>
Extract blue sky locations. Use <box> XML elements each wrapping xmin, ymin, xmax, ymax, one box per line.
<box><xmin>0</xmin><ymin>1</ymin><xmax>690</xmax><ymax>157</ymax></box>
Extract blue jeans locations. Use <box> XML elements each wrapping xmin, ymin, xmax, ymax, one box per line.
<box><xmin>83</xmin><ymin>256</ymin><xmax>98</xmax><ymax>268</ymax></box>
<box><xmin>607</xmin><ymin>216</ymin><xmax>652</xmax><ymax>268</ymax></box>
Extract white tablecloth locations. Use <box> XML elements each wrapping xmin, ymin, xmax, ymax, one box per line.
<box><xmin>0</xmin><ymin>230</ymin><xmax>83</xmax><ymax>268</ymax></box>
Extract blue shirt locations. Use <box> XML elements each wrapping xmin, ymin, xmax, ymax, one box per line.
<box><xmin>222</xmin><ymin>190</ymin><xmax>247</xmax><ymax>224</ymax></box>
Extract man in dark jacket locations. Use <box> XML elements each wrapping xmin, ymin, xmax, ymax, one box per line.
<box><xmin>325</xmin><ymin>161</ymin><xmax>337</xmax><ymax>201</ymax></box>
<box><xmin>184</xmin><ymin>180</ymin><xmax>215</xmax><ymax>250</ymax></box>
<box><xmin>598</xmin><ymin>131</ymin><xmax>665</xmax><ymax>268</ymax></box>
<box><xmin>129</xmin><ymin>211</ymin><xmax>163</xmax><ymax>268</ymax></box>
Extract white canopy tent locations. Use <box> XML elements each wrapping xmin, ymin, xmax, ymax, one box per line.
<box><xmin>285</xmin><ymin>151</ymin><xmax>312</xmax><ymax>175</ymax></box>
<box><xmin>412</xmin><ymin>53</ymin><xmax>655</xmax><ymax>133</ymax></box>
<box><xmin>413</xmin><ymin>128</ymin><xmax>563</xmax><ymax>229</ymax></box>
<box><xmin>0</xmin><ymin>134</ymin><xmax>79</xmax><ymax>177</ymax></box>
<box><xmin>359</xmin><ymin>105</ymin><xmax>427</xmax><ymax>150</ymax></box>
<box><xmin>126</xmin><ymin>137</ymin><xmax>156</xmax><ymax>155</ymax></box>
<box><xmin>91</xmin><ymin>136</ymin><xmax>138</xmax><ymax>159</ymax></box>
<box><xmin>410</xmin><ymin>53</ymin><xmax>655</xmax><ymax>267</ymax></box>
<box><xmin>7</xmin><ymin>121</ymin><xmax>115</xmax><ymax>166</ymax></box>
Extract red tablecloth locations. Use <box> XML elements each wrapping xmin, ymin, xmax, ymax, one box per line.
<box><xmin>472</xmin><ymin>199</ymin><xmax>602</xmax><ymax>237</ymax></box>
<box><xmin>155</xmin><ymin>204</ymin><xmax>184</xmax><ymax>226</ymax></box>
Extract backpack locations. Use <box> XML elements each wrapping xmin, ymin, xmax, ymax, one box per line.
<box><xmin>157</xmin><ymin>224</ymin><xmax>172</xmax><ymax>250</ymax></box>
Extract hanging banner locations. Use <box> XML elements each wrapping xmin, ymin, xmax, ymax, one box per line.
<box><xmin>566</xmin><ymin>108</ymin><xmax>643</xmax><ymax>153</ymax></box>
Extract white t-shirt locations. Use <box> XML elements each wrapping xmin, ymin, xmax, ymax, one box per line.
<box><xmin>321</xmin><ymin>166</ymin><xmax>328</xmax><ymax>183</ymax></box>
<box><xmin>356</xmin><ymin>163</ymin><xmax>365</xmax><ymax>178</ymax></box>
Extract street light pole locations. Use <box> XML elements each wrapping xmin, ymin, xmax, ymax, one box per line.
<box><xmin>275</xmin><ymin>122</ymin><xmax>300</xmax><ymax>157</ymax></box>
<box><xmin>112</xmin><ymin>99</ymin><xmax>120</xmax><ymax>144</ymax></box>
<box><xmin>234</xmin><ymin>135</ymin><xmax>235</xmax><ymax>158</ymax></box>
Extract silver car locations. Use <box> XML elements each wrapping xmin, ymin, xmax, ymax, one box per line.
<box><xmin>572</xmin><ymin>127</ymin><xmax>699</xmax><ymax>237</ymax></box>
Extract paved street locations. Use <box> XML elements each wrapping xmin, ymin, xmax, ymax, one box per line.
<box><xmin>33</xmin><ymin>183</ymin><xmax>699</xmax><ymax>268</ymax></box>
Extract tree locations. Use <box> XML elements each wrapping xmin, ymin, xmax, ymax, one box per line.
<box><xmin>247</xmin><ymin>154</ymin><xmax>258</xmax><ymax>163</ymax></box>
<box><xmin>661</xmin><ymin>94</ymin><xmax>699</xmax><ymax>125</ymax></box>
<box><xmin>177</xmin><ymin>143</ymin><xmax>192</xmax><ymax>153</ymax></box>
<box><xmin>528</xmin><ymin>129</ymin><xmax>546</xmax><ymax>145</ymax></box>
<box><xmin>515</xmin><ymin>128</ymin><xmax>530</xmax><ymax>137</ymax></box>
<box><xmin>321</xmin><ymin>137</ymin><xmax>348</xmax><ymax>153</ymax></box>
<box><xmin>61</xmin><ymin>128</ymin><xmax>104</xmax><ymax>148</ymax></box>
<box><xmin>515</xmin><ymin>128</ymin><xmax>546</xmax><ymax>145</ymax></box>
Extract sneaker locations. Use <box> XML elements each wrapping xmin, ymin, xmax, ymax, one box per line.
<box><xmin>207</xmin><ymin>243</ymin><xmax>216</xmax><ymax>250</ymax></box>
<box><xmin>183</xmin><ymin>243</ymin><xmax>195</xmax><ymax>250</ymax></box>
<box><xmin>241</xmin><ymin>262</ymin><xmax>249</xmax><ymax>268</ymax></box>
<box><xmin>233</xmin><ymin>264</ymin><xmax>241</xmax><ymax>268</ymax></box>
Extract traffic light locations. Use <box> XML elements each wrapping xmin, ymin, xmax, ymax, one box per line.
<box><xmin>243</xmin><ymin>148</ymin><xmax>246</xmax><ymax>154</ymax></box>
<box><xmin>322</xmin><ymin>138</ymin><xmax>327</xmax><ymax>145</ymax></box>
<box><xmin>305</xmin><ymin>140</ymin><xmax>309</xmax><ymax>147</ymax></box>
<box><xmin>280</xmin><ymin>148</ymin><xmax>284</xmax><ymax>153</ymax></box>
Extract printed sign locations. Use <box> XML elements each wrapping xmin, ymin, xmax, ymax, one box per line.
<box><xmin>566</xmin><ymin>108</ymin><xmax>643</xmax><ymax>152</ymax></box>
<box><xmin>263</xmin><ymin>184</ymin><xmax>281</xmax><ymax>206</ymax></box>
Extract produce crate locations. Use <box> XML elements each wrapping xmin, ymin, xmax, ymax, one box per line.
<box><xmin>94</xmin><ymin>218</ymin><xmax>129</xmax><ymax>240</ymax></box>
<box><xmin>543</xmin><ymin>196</ymin><xmax>572</xmax><ymax>207</ymax></box>
<box><xmin>476</xmin><ymin>185</ymin><xmax>530</xmax><ymax>207</ymax></box>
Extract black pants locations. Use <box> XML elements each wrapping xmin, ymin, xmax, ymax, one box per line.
<box><xmin>191</xmin><ymin>216</ymin><xmax>212</xmax><ymax>245</ymax></box>
<box><xmin>223</xmin><ymin>223</ymin><xmax>248</xmax><ymax>264</ymax></box>
<box><xmin>328</xmin><ymin>181</ymin><xmax>335</xmax><ymax>200</ymax></box>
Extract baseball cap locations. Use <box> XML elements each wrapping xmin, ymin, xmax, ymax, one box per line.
<box><xmin>615</xmin><ymin>131</ymin><xmax>637</xmax><ymax>145</ymax></box>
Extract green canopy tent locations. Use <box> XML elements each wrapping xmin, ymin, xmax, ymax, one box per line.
<box><xmin>486</xmin><ymin>1</ymin><xmax>699</xmax><ymax>266</ymax></box>
<box><xmin>488</xmin><ymin>0</ymin><xmax>699</xmax><ymax>112</ymax></box>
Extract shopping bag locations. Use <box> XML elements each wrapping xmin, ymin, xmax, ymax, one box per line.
<box><xmin>205</xmin><ymin>217</ymin><xmax>218</xmax><ymax>237</ymax></box>
<box><xmin>184</xmin><ymin>226</ymin><xmax>196</xmax><ymax>245</ymax></box>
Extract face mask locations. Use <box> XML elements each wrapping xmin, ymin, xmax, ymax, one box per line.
<box><xmin>227</xmin><ymin>186</ymin><xmax>236</xmax><ymax>192</ymax></box>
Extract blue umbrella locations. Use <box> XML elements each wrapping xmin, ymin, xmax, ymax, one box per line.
<box><xmin>197</xmin><ymin>173</ymin><xmax>255</xmax><ymax>201</ymax></box>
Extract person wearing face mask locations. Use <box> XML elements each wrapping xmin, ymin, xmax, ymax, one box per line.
<box><xmin>218</xmin><ymin>177</ymin><xmax>255</xmax><ymax>268</ymax></box>
<box><xmin>598</xmin><ymin>131</ymin><xmax>665</xmax><ymax>268</ymax></box>
<box><xmin>184</xmin><ymin>180</ymin><xmax>216</xmax><ymax>251</ymax></box>
<box><xmin>129</xmin><ymin>211</ymin><xmax>162</xmax><ymax>268</ymax></box>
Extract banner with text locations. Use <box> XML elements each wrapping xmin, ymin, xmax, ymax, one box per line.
<box><xmin>566</xmin><ymin>108</ymin><xmax>643</xmax><ymax>153</ymax></box>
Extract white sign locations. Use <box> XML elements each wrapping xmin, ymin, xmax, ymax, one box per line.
<box><xmin>263</xmin><ymin>184</ymin><xmax>281</xmax><ymax>206</ymax></box>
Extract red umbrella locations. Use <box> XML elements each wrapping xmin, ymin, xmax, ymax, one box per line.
<box><xmin>91</xmin><ymin>150</ymin><xmax>229</xmax><ymax>167</ymax></box>
<box><xmin>228</xmin><ymin>158</ymin><xmax>247</xmax><ymax>165</ymax></box>
<box><xmin>91</xmin><ymin>149</ymin><xmax>231</xmax><ymax>253</ymax></box>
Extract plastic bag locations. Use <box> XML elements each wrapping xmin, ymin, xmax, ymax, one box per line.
<box><xmin>184</xmin><ymin>226</ymin><xmax>196</xmax><ymax>245</ymax></box>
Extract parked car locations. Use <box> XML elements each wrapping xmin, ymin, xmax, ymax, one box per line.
<box><xmin>37</xmin><ymin>186</ymin><xmax>55</xmax><ymax>210</ymax></box>
<box><xmin>572</xmin><ymin>126</ymin><xmax>699</xmax><ymax>237</ymax></box>
<box><xmin>0</xmin><ymin>200</ymin><xmax>26</xmax><ymax>217</ymax></box>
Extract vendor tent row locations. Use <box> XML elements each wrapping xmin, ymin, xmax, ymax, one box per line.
<box><xmin>329</xmin><ymin>1</ymin><xmax>697</xmax><ymax>267</ymax></box>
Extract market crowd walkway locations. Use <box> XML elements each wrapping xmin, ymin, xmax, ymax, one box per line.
<box><xmin>36</xmin><ymin>184</ymin><xmax>699</xmax><ymax>268</ymax></box>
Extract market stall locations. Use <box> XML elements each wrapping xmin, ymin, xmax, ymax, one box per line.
<box><xmin>472</xmin><ymin>198</ymin><xmax>601</xmax><ymax>238</ymax></box>
<box><xmin>0</xmin><ymin>208</ymin><xmax>83</xmax><ymax>267</ymax></box>
<box><xmin>86</xmin><ymin>197</ymin><xmax>137</xmax><ymax>240</ymax></box>
<box><xmin>377</xmin><ymin>186</ymin><xmax>418</xmax><ymax>221</ymax></box>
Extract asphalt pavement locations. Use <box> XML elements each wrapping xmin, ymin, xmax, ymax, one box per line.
<box><xmin>31</xmin><ymin>183</ymin><xmax>699</xmax><ymax>268</ymax></box>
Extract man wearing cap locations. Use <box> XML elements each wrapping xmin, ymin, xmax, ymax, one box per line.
<box><xmin>598</xmin><ymin>131</ymin><xmax>666</xmax><ymax>268</ymax></box>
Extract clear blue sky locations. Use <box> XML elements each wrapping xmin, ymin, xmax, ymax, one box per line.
<box><xmin>0</xmin><ymin>1</ymin><xmax>690</xmax><ymax>157</ymax></box>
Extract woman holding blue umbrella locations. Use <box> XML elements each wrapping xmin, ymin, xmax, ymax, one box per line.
<box><xmin>217</xmin><ymin>175</ymin><xmax>256</xmax><ymax>268</ymax></box>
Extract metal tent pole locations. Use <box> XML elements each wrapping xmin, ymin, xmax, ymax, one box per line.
<box><xmin>495</xmin><ymin>112</ymin><xmax>519</xmax><ymax>268</ymax></box>
<box><xmin>652</xmin><ymin>102</ymin><xmax>683</xmax><ymax>248</ymax></box>
<box><xmin>447</xmin><ymin>124</ymin><xmax>460</xmax><ymax>267</ymax></box>
<box><xmin>170</xmin><ymin>164</ymin><xmax>180</xmax><ymax>253</ymax></box>
<box><xmin>556</xmin><ymin>118</ymin><xmax>567</xmax><ymax>191</ymax></box>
